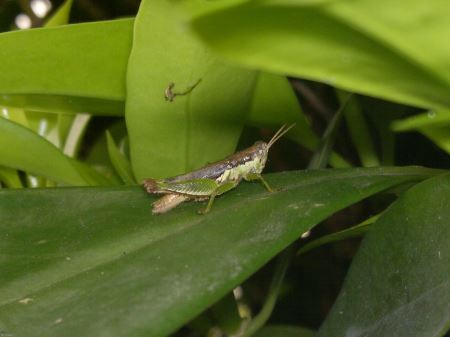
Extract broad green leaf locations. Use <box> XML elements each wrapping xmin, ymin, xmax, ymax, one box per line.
<box><xmin>318</xmin><ymin>173</ymin><xmax>450</xmax><ymax>337</ymax></box>
<box><xmin>417</xmin><ymin>126</ymin><xmax>450</xmax><ymax>155</ymax></box>
<box><xmin>255</xmin><ymin>325</ymin><xmax>315</xmax><ymax>337</ymax></box>
<box><xmin>0</xmin><ymin>117</ymin><xmax>87</xmax><ymax>185</ymax></box>
<box><xmin>0</xmin><ymin>167</ymin><xmax>442</xmax><ymax>337</ymax></box>
<box><xmin>179</xmin><ymin>0</ymin><xmax>249</xmax><ymax>19</ymax></box>
<box><xmin>391</xmin><ymin>110</ymin><xmax>450</xmax><ymax>131</ymax></box>
<box><xmin>6</xmin><ymin>106</ymin><xmax>64</xmax><ymax>180</ymax></box>
<box><xmin>43</xmin><ymin>0</ymin><xmax>79</xmax><ymax>152</ymax></box>
<box><xmin>106</xmin><ymin>131</ymin><xmax>136</xmax><ymax>184</ymax></box>
<box><xmin>392</xmin><ymin>110</ymin><xmax>450</xmax><ymax>155</ymax></box>
<box><xmin>125</xmin><ymin>0</ymin><xmax>257</xmax><ymax>180</ymax></box>
<box><xmin>4</xmin><ymin>0</ymin><xmax>74</xmax><ymax>155</ymax></box>
<box><xmin>0</xmin><ymin>19</ymin><xmax>133</xmax><ymax>115</ymax></box>
<box><xmin>0</xmin><ymin>110</ymin><xmax>54</xmax><ymax>193</ymax></box>
<box><xmin>188</xmin><ymin>0</ymin><xmax>450</xmax><ymax>110</ymax></box>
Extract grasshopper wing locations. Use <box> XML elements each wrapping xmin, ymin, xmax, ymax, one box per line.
<box><xmin>144</xmin><ymin>178</ymin><xmax>219</xmax><ymax>196</ymax></box>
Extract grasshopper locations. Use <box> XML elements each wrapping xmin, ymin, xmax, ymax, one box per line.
<box><xmin>143</xmin><ymin>124</ymin><xmax>295</xmax><ymax>214</ymax></box>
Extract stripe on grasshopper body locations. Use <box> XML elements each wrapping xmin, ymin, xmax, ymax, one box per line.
<box><xmin>143</xmin><ymin>124</ymin><xmax>295</xmax><ymax>214</ymax></box>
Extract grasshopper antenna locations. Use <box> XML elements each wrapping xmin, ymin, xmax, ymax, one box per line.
<box><xmin>267</xmin><ymin>123</ymin><xmax>296</xmax><ymax>149</ymax></box>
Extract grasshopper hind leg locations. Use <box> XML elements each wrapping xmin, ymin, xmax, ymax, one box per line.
<box><xmin>152</xmin><ymin>194</ymin><xmax>190</xmax><ymax>214</ymax></box>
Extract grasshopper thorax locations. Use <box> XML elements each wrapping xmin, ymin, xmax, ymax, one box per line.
<box><xmin>250</xmin><ymin>141</ymin><xmax>269</xmax><ymax>174</ymax></box>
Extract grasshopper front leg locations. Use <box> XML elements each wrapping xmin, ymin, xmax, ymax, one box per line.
<box><xmin>244</xmin><ymin>173</ymin><xmax>274</xmax><ymax>193</ymax></box>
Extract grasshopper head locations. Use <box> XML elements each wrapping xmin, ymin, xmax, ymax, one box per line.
<box><xmin>253</xmin><ymin>141</ymin><xmax>269</xmax><ymax>158</ymax></box>
<box><xmin>249</xmin><ymin>124</ymin><xmax>295</xmax><ymax>174</ymax></box>
<box><xmin>247</xmin><ymin>141</ymin><xmax>269</xmax><ymax>174</ymax></box>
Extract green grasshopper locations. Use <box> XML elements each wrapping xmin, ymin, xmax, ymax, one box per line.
<box><xmin>143</xmin><ymin>124</ymin><xmax>295</xmax><ymax>214</ymax></box>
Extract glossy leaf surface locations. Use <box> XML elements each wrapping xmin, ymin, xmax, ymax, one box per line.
<box><xmin>318</xmin><ymin>173</ymin><xmax>450</xmax><ymax>337</ymax></box>
<box><xmin>0</xmin><ymin>19</ymin><xmax>133</xmax><ymax>115</ymax></box>
<box><xmin>0</xmin><ymin>167</ymin><xmax>441</xmax><ymax>337</ymax></box>
<box><xmin>125</xmin><ymin>0</ymin><xmax>256</xmax><ymax>180</ymax></box>
<box><xmin>189</xmin><ymin>0</ymin><xmax>450</xmax><ymax>110</ymax></box>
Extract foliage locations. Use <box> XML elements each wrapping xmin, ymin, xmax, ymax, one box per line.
<box><xmin>0</xmin><ymin>0</ymin><xmax>449</xmax><ymax>337</ymax></box>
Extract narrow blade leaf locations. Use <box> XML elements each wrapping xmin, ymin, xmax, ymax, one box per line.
<box><xmin>0</xmin><ymin>117</ymin><xmax>87</xmax><ymax>185</ymax></box>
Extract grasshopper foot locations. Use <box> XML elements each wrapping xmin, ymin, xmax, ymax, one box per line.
<box><xmin>197</xmin><ymin>207</ymin><xmax>210</xmax><ymax>215</ymax></box>
<box><xmin>197</xmin><ymin>193</ymin><xmax>217</xmax><ymax>215</ymax></box>
<box><xmin>245</xmin><ymin>173</ymin><xmax>274</xmax><ymax>193</ymax></box>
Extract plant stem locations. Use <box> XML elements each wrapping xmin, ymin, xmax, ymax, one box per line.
<box><xmin>240</xmin><ymin>244</ymin><xmax>297</xmax><ymax>337</ymax></box>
